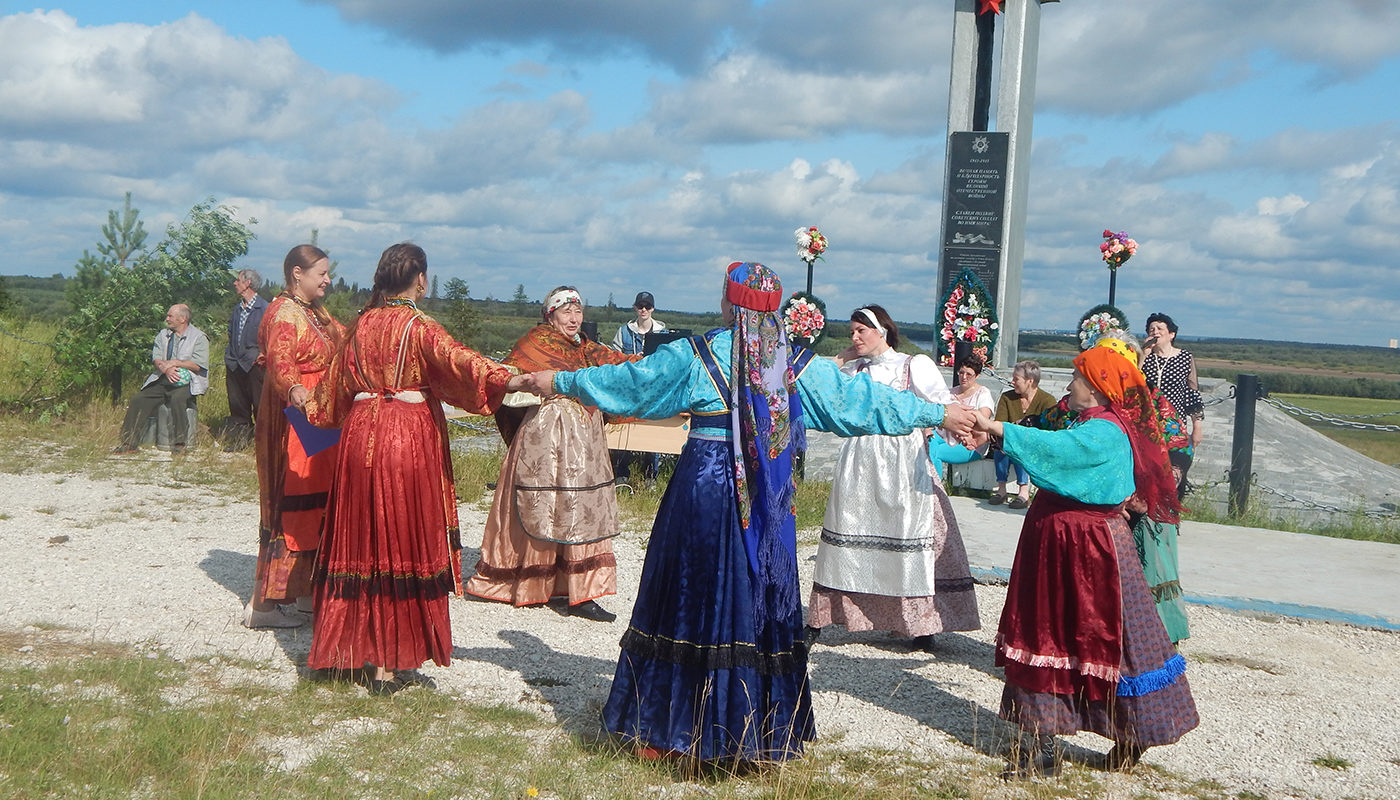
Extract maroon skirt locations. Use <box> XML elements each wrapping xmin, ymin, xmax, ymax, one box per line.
<box><xmin>997</xmin><ymin>491</ymin><xmax>1198</xmax><ymax>745</ymax></box>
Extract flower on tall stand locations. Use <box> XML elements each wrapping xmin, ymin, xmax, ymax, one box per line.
<box><xmin>1100</xmin><ymin>228</ymin><xmax>1138</xmax><ymax>306</ymax></box>
<box><xmin>937</xmin><ymin>267</ymin><xmax>999</xmax><ymax>366</ymax></box>
<box><xmin>794</xmin><ymin>225</ymin><xmax>828</xmax><ymax>294</ymax></box>
<box><xmin>781</xmin><ymin>291</ymin><xmax>827</xmax><ymax>349</ymax></box>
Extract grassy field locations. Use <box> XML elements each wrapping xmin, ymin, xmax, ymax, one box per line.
<box><xmin>0</xmin><ymin>627</ymin><xmax>1257</xmax><ymax>800</ymax></box>
<box><xmin>1269</xmin><ymin>393</ymin><xmax>1400</xmax><ymax>468</ymax></box>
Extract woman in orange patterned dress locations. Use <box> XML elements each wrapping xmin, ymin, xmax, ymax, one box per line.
<box><xmin>464</xmin><ymin>287</ymin><xmax>639</xmax><ymax>622</ymax></box>
<box><xmin>306</xmin><ymin>243</ymin><xmax>529</xmax><ymax>692</ymax></box>
<box><xmin>245</xmin><ymin>244</ymin><xmax>344</xmax><ymax>629</ymax></box>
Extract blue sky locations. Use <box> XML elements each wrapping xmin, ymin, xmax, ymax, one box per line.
<box><xmin>2</xmin><ymin>1</ymin><xmax>1399</xmax><ymax>347</ymax></box>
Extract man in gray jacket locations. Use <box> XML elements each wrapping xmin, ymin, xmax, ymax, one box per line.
<box><xmin>113</xmin><ymin>304</ymin><xmax>209</xmax><ymax>455</ymax></box>
<box><xmin>223</xmin><ymin>269</ymin><xmax>268</xmax><ymax>450</ymax></box>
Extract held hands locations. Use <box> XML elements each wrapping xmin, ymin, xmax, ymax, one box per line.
<box><xmin>515</xmin><ymin>370</ymin><xmax>558</xmax><ymax>397</ymax></box>
<box><xmin>504</xmin><ymin>373</ymin><xmax>534</xmax><ymax>394</ymax></box>
<box><xmin>940</xmin><ymin>403</ymin><xmax>976</xmax><ymax>439</ymax></box>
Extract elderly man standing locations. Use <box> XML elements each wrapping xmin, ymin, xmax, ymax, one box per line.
<box><xmin>223</xmin><ymin>269</ymin><xmax>267</xmax><ymax>451</ymax></box>
<box><xmin>113</xmin><ymin>304</ymin><xmax>210</xmax><ymax>455</ymax></box>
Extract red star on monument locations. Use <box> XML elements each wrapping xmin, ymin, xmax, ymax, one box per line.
<box><xmin>978</xmin><ymin>0</ymin><xmax>1003</xmax><ymax>14</ymax></box>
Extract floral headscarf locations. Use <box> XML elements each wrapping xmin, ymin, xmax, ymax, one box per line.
<box><xmin>725</xmin><ymin>261</ymin><xmax>801</xmax><ymax>621</ymax></box>
<box><xmin>1074</xmin><ymin>345</ymin><xmax>1182</xmax><ymax>524</ymax></box>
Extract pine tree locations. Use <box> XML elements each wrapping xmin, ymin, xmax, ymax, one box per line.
<box><xmin>97</xmin><ymin>192</ymin><xmax>147</xmax><ymax>268</ymax></box>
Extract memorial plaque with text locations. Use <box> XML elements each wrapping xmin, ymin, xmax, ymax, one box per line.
<box><xmin>940</xmin><ymin>131</ymin><xmax>1009</xmax><ymax>301</ymax></box>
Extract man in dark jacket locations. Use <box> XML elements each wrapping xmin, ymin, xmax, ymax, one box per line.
<box><xmin>223</xmin><ymin>268</ymin><xmax>268</xmax><ymax>451</ymax></box>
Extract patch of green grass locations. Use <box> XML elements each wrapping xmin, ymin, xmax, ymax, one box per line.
<box><xmin>1309</xmin><ymin>753</ymin><xmax>1352</xmax><ymax>770</ymax></box>
<box><xmin>1235</xmin><ymin>791</ymin><xmax>1268</xmax><ymax>800</ymax></box>
<box><xmin>1183</xmin><ymin>488</ymin><xmax>1400</xmax><ymax>545</ymax></box>
<box><xmin>1272</xmin><ymin>393</ymin><xmax>1400</xmax><ymax>467</ymax></box>
<box><xmin>0</xmin><ymin>629</ymin><xmax>1262</xmax><ymax>800</ymax></box>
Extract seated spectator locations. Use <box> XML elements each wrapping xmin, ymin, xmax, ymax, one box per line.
<box><xmin>610</xmin><ymin>291</ymin><xmax>666</xmax><ymax>355</ymax></box>
<box><xmin>113</xmin><ymin>304</ymin><xmax>209</xmax><ymax>454</ymax></box>
<box><xmin>991</xmin><ymin>360</ymin><xmax>1057</xmax><ymax>509</ymax></box>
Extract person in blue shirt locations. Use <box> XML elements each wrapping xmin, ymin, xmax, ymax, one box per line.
<box><xmin>522</xmin><ymin>261</ymin><xmax>976</xmax><ymax>766</ymax></box>
<box><xmin>610</xmin><ymin>291</ymin><xmax>667</xmax><ymax>355</ymax></box>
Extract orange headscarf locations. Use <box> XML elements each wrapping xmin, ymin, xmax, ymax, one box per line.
<box><xmin>1073</xmin><ymin>346</ymin><xmax>1181</xmax><ymax>524</ymax></box>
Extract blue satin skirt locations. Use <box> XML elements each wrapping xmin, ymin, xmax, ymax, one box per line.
<box><xmin>602</xmin><ymin>438</ymin><xmax>815</xmax><ymax>762</ymax></box>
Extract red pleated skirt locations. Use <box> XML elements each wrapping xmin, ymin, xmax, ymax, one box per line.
<box><xmin>307</xmin><ymin>397</ymin><xmax>461</xmax><ymax>671</ymax></box>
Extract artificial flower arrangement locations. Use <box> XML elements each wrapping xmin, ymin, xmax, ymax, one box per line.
<box><xmin>781</xmin><ymin>291</ymin><xmax>827</xmax><ymax>349</ymax></box>
<box><xmin>1077</xmin><ymin>303</ymin><xmax>1129</xmax><ymax>350</ymax></box>
<box><xmin>937</xmin><ymin>267</ymin><xmax>999</xmax><ymax>366</ymax></box>
<box><xmin>795</xmin><ymin>226</ymin><xmax>828</xmax><ymax>264</ymax></box>
<box><xmin>1101</xmin><ymin>229</ymin><xmax>1138</xmax><ymax>269</ymax></box>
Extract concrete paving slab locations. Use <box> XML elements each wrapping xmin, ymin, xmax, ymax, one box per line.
<box><xmin>945</xmin><ymin>494</ymin><xmax>1400</xmax><ymax>631</ymax></box>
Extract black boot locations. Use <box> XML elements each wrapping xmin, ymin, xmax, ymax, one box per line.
<box><xmin>1003</xmin><ymin>734</ymin><xmax>1059</xmax><ymax>780</ymax></box>
<box><xmin>1027</xmin><ymin>734</ymin><xmax>1060</xmax><ymax>777</ymax></box>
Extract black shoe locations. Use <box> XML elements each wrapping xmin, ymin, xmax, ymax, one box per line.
<box><xmin>111</xmin><ymin>445</ymin><xmax>138</xmax><ymax>455</ymax></box>
<box><xmin>803</xmin><ymin>625</ymin><xmax>822</xmax><ymax>649</ymax></box>
<box><xmin>366</xmin><ymin>678</ymin><xmax>407</xmax><ymax>696</ymax></box>
<box><xmin>170</xmin><ymin>444</ymin><xmax>187</xmax><ymax>456</ymax></box>
<box><xmin>569</xmin><ymin>600</ymin><xmax>617</xmax><ymax>623</ymax></box>
<box><xmin>910</xmin><ymin>634</ymin><xmax>935</xmax><ymax>652</ymax></box>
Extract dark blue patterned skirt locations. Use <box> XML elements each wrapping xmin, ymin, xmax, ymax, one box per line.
<box><xmin>601</xmin><ymin>437</ymin><xmax>815</xmax><ymax>762</ymax></box>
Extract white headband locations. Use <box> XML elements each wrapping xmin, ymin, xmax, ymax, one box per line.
<box><xmin>545</xmin><ymin>289</ymin><xmax>582</xmax><ymax>315</ymax></box>
<box><xmin>855</xmin><ymin>308</ymin><xmax>887</xmax><ymax>340</ymax></box>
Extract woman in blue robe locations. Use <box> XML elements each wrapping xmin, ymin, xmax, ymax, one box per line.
<box><xmin>526</xmin><ymin>262</ymin><xmax>977</xmax><ymax>765</ymax></box>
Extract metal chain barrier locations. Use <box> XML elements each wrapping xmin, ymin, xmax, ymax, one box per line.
<box><xmin>1260</xmin><ymin>395</ymin><xmax>1400</xmax><ymax>432</ymax></box>
<box><xmin>446</xmin><ymin>417</ymin><xmax>496</xmax><ymax>435</ymax></box>
<box><xmin>1251</xmin><ymin>478</ymin><xmax>1400</xmax><ymax>520</ymax></box>
<box><xmin>0</xmin><ymin>320</ymin><xmax>55</xmax><ymax>349</ymax></box>
<box><xmin>1200</xmin><ymin>385</ymin><xmax>1233</xmax><ymax>407</ymax></box>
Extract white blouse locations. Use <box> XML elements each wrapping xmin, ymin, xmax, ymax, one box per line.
<box><xmin>841</xmin><ymin>349</ymin><xmax>954</xmax><ymax>404</ymax></box>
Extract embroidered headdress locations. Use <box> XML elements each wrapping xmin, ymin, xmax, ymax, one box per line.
<box><xmin>1074</xmin><ymin>344</ymin><xmax>1181</xmax><ymax>524</ymax></box>
<box><xmin>724</xmin><ymin>261</ymin><xmax>800</xmax><ymax>622</ymax></box>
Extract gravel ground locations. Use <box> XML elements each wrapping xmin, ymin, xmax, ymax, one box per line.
<box><xmin>3</xmin><ymin>470</ymin><xmax>1398</xmax><ymax>799</ymax></box>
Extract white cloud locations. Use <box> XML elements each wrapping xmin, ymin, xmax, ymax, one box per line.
<box><xmin>0</xmin><ymin>11</ymin><xmax>393</xmax><ymax>149</ymax></box>
<box><xmin>308</xmin><ymin>0</ymin><xmax>749</xmax><ymax>73</ymax></box>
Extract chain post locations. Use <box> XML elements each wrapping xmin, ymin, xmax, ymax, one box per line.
<box><xmin>1228</xmin><ymin>374</ymin><xmax>1262</xmax><ymax>517</ymax></box>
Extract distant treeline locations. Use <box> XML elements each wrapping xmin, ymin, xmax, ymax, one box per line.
<box><xmin>5</xmin><ymin>274</ymin><xmax>1396</xmax><ymax>397</ymax></box>
<box><xmin>1018</xmin><ymin>332</ymin><xmax>1400</xmax><ymax>399</ymax></box>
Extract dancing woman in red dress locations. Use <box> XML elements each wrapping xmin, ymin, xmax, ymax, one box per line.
<box><xmin>247</xmin><ymin>244</ymin><xmax>344</xmax><ymax>628</ymax></box>
<box><xmin>306</xmin><ymin>242</ymin><xmax>530</xmax><ymax>691</ymax></box>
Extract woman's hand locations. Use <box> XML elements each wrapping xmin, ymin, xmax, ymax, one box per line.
<box><xmin>505</xmin><ymin>374</ymin><xmax>534</xmax><ymax>394</ymax></box>
<box><xmin>288</xmin><ymin>385</ymin><xmax>309</xmax><ymax>409</ymax></box>
<box><xmin>523</xmin><ymin>370</ymin><xmax>558</xmax><ymax>397</ymax></box>
<box><xmin>834</xmin><ymin>344</ymin><xmax>859</xmax><ymax>367</ymax></box>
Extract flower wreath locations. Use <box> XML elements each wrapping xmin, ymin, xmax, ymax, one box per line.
<box><xmin>780</xmin><ymin>291</ymin><xmax>827</xmax><ymax>349</ymax></box>
<box><xmin>1077</xmin><ymin>303</ymin><xmax>1129</xmax><ymax>351</ymax></box>
<box><xmin>937</xmin><ymin>267</ymin><xmax>999</xmax><ymax>366</ymax></box>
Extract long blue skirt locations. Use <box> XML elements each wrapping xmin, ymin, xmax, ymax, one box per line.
<box><xmin>602</xmin><ymin>438</ymin><xmax>815</xmax><ymax>762</ymax></box>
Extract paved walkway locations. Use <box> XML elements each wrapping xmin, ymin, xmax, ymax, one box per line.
<box><xmin>799</xmin><ymin>362</ymin><xmax>1400</xmax><ymax>632</ymax></box>
<box><xmin>949</xmin><ymin>494</ymin><xmax>1400</xmax><ymax>631</ymax></box>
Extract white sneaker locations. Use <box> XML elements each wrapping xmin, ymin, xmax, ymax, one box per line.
<box><xmin>242</xmin><ymin>603</ymin><xmax>306</xmax><ymax>629</ymax></box>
